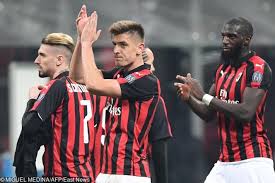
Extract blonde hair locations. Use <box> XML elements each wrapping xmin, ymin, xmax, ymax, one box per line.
<box><xmin>109</xmin><ymin>20</ymin><xmax>144</xmax><ymax>41</ymax></box>
<box><xmin>41</xmin><ymin>33</ymin><xmax>75</xmax><ymax>53</ymax></box>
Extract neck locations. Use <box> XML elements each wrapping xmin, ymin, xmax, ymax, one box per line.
<box><xmin>239</xmin><ymin>47</ymin><xmax>250</xmax><ymax>58</ymax></box>
<box><xmin>51</xmin><ymin>67</ymin><xmax>69</xmax><ymax>80</ymax></box>
<box><xmin>124</xmin><ymin>57</ymin><xmax>144</xmax><ymax>72</ymax></box>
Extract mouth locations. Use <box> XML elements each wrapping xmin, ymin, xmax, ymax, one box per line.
<box><xmin>222</xmin><ymin>47</ymin><xmax>231</xmax><ymax>51</ymax></box>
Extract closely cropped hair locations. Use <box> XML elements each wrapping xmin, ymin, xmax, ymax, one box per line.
<box><xmin>225</xmin><ymin>17</ymin><xmax>253</xmax><ymax>38</ymax></box>
<box><xmin>41</xmin><ymin>33</ymin><xmax>75</xmax><ymax>53</ymax></box>
<box><xmin>109</xmin><ymin>20</ymin><xmax>145</xmax><ymax>41</ymax></box>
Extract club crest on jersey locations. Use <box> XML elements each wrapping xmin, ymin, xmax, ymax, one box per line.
<box><xmin>125</xmin><ymin>74</ymin><xmax>137</xmax><ymax>84</ymax></box>
<box><xmin>219</xmin><ymin>89</ymin><xmax>227</xmax><ymax>100</ymax></box>
<box><xmin>252</xmin><ymin>72</ymin><xmax>263</xmax><ymax>83</ymax></box>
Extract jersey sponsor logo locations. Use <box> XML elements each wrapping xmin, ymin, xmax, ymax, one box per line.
<box><xmin>221</xmin><ymin>99</ymin><xmax>240</xmax><ymax>104</ymax></box>
<box><xmin>125</xmin><ymin>74</ymin><xmax>136</xmax><ymax>84</ymax></box>
<box><xmin>252</xmin><ymin>72</ymin><xmax>263</xmax><ymax>83</ymax></box>
<box><xmin>219</xmin><ymin>89</ymin><xmax>227</xmax><ymax>100</ymax></box>
<box><xmin>105</xmin><ymin>99</ymin><xmax>121</xmax><ymax>116</ymax></box>
<box><xmin>67</xmin><ymin>83</ymin><xmax>88</xmax><ymax>93</ymax></box>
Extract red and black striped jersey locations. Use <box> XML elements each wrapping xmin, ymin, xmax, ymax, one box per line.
<box><xmin>92</xmin><ymin>95</ymin><xmax>108</xmax><ymax>178</ymax></box>
<box><xmin>215</xmin><ymin>52</ymin><xmax>273</xmax><ymax>162</ymax></box>
<box><xmin>92</xmin><ymin>95</ymin><xmax>173</xmax><ymax>179</ymax></box>
<box><xmin>30</xmin><ymin>76</ymin><xmax>95</xmax><ymax>179</ymax></box>
<box><xmin>100</xmin><ymin>64</ymin><xmax>164</xmax><ymax>177</ymax></box>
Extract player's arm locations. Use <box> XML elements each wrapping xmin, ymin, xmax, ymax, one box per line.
<box><xmin>174</xmin><ymin>79</ymin><xmax>216</xmax><ymax>122</ymax></box>
<box><xmin>150</xmin><ymin>98</ymin><xmax>172</xmax><ymax>183</ymax></box>
<box><xmin>69</xmin><ymin>5</ymin><xmax>88</xmax><ymax>84</ymax></box>
<box><xmin>81</xmin><ymin>12</ymin><xmax>122</xmax><ymax>97</ymax></box>
<box><xmin>208</xmin><ymin>87</ymin><xmax>264</xmax><ymax>122</ymax></box>
<box><xmin>152</xmin><ymin>139</ymin><xmax>168</xmax><ymax>183</ymax></box>
<box><xmin>22</xmin><ymin>81</ymin><xmax>65</xmax><ymax>135</ymax></box>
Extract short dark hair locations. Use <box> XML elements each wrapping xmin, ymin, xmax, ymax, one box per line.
<box><xmin>109</xmin><ymin>20</ymin><xmax>145</xmax><ymax>41</ymax></box>
<box><xmin>225</xmin><ymin>17</ymin><xmax>253</xmax><ymax>38</ymax></box>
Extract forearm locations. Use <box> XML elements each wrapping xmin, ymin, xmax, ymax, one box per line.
<box><xmin>69</xmin><ymin>38</ymin><xmax>85</xmax><ymax>83</ymax></box>
<box><xmin>209</xmin><ymin>97</ymin><xmax>250</xmax><ymax>122</ymax></box>
<box><xmin>187</xmin><ymin>95</ymin><xmax>215</xmax><ymax>122</ymax></box>
<box><xmin>81</xmin><ymin>43</ymin><xmax>104</xmax><ymax>93</ymax></box>
<box><xmin>152</xmin><ymin>139</ymin><xmax>168</xmax><ymax>183</ymax></box>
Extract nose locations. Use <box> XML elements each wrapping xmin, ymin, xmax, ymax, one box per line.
<box><xmin>222</xmin><ymin>36</ymin><xmax>229</xmax><ymax>45</ymax></box>
<box><xmin>113</xmin><ymin>45</ymin><xmax>119</xmax><ymax>54</ymax></box>
<box><xmin>34</xmin><ymin>56</ymin><xmax>39</xmax><ymax>64</ymax></box>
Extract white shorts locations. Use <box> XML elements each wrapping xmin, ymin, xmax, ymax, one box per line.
<box><xmin>96</xmin><ymin>173</ymin><xmax>151</xmax><ymax>183</ymax></box>
<box><xmin>205</xmin><ymin>158</ymin><xmax>275</xmax><ymax>183</ymax></box>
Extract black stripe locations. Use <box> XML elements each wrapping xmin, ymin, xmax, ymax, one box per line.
<box><xmin>218</xmin><ymin>119</ymin><xmax>224</xmax><ymax>162</ymax></box>
<box><xmin>263</xmin><ymin>134</ymin><xmax>271</xmax><ymax>158</ymax></box>
<box><xmin>138</xmin><ymin>97</ymin><xmax>158</xmax><ymax>144</ymax></box>
<box><xmin>104</xmin><ymin>98</ymin><xmax>116</xmax><ymax>173</ymax></box>
<box><xmin>94</xmin><ymin>95</ymin><xmax>101</xmax><ymax>127</ymax></box>
<box><xmin>233</xmin><ymin>71</ymin><xmax>247</xmax><ymax>160</ymax></box>
<box><xmin>236</xmin><ymin>122</ymin><xmax>247</xmax><ymax>160</ymax></box>
<box><xmin>60</xmin><ymin>89</ymin><xmax>70</xmax><ymax>176</ymax></box>
<box><xmin>216</xmin><ymin>66</ymin><xmax>233</xmax><ymax>161</ymax></box>
<box><xmin>123</xmin><ymin>100</ymin><xmax>136</xmax><ymax>175</ymax></box>
<box><xmin>224</xmin><ymin>116</ymin><xmax>235</xmax><ymax>162</ymax></box>
<box><xmin>250</xmin><ymin>117</ymin><xmax>261</xmax><ymax>157</ymax></box>
<box><xmin>111</xmin><ymin>100</ymin><xmax>122</xmax><ymax>174</ymax></box>
<box><xmin>66</xmin><ymin>79</ymin><xmax>82</xmax><ymax>177</ymax></box>
<box><xmin>138</xmin><ymin>144</ymin><xmax>146</xmax><ymax>176</ymax></box>
<box><xmin>224</xmin><ymin>71</ymin><xmax>236</xmax><ymax>162</ymax></box>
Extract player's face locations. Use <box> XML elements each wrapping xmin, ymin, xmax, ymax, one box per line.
<box><xmin>34</xmin><ymin>44</ymin><xmax>58</xmax><ymax>78</ymax></box>
<box><xmin>111</xmin><ymin>33</ymin><xmax>143</xmax><ymax>70</ymax></box>
<box><xmin>221</xmin><ymin>24</ymin><xmax>244</xmax><ymax>58</ymax></box>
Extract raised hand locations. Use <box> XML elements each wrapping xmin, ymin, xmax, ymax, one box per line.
<box><xmin>176</xmin><ymin>73</ymin><xmax>205</xmax><ymax>100</ymax></box>
<box><xmin>29</xmin><ymin>85</ymin><xmax>45</xmax><ymax>100</ymax></box>
<box><xmin>81</xmin><ymin>11</ymin><xmax>101</xmax><ymax>45</ymax></box>
<box><xmin>174</xmin><ymin>81</ymin><xmax>191</xmax><ymax>101</ymax></box>
<box><xmin>76</xmin><ymin>5</ymin><xmax>89</xmax><ymax>37</ymax></box>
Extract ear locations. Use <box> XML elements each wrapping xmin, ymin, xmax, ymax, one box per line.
<box><xmin>137</xmin><ymin>43</ymin><xmax>145</xmax><ymax>56</ymax></box>
<box><xmin>243</xmin><ymin>36</ymin><xmax>251</xmax><ymax>46</ymax></box>
<box><xmin>56</xmin><ymin>55</ymin><xmax>64</xmax><ymax>66</ymax></box>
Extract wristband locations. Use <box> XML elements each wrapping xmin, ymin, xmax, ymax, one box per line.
<box><xmin>202</xmin><ymin>94</ymin><xmax>214</xmax><ymax>106</ymax></box>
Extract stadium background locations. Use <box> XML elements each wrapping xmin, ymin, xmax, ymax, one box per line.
<box><xmin>0</xmin><ymin>0</ymin><xmax>274</xmax><ymax>182</ymax></box>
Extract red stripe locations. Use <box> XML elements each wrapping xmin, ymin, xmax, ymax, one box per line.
<box><xmin>115</xmin><ymin>100</ymin><xmax>129</xmax><ymax>174</ymax></box>
<box><xmin>219</xmin><ymin>114</ymin><xmax>229</xmax><ymax>161</ymax></box>
<box><xmin>53</xmin><ymin>104</ymin><xmax>63</xmax><ymax>175</ymax></box>
<box><xmin>249</xmin><ymin>56</ymin><xmax>265</xmax><ymax>88</ymax></box>
<box><xmin>216</xmin><ymin>66</ymin><xmax>231</xmax><ymax>96</ymax></box>
<box><xmin>66</xmin><ymin>87</ymin><xmax>76</xmax><ymax>177</ymax></box>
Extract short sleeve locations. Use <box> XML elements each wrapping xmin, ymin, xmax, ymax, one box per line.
<box><xmin>246</xmin><ymin>61</ymin><xmax>272</xmax><ymax>90</ymax></box>
<box><xmin>149</xmin><ymin>97</ymin><xmax>173</xmax><ymax>143</ymax></box>
<box><xmin>118</xmin><ymin>74</ymin><xmax>159</xmax><ymax>100</ymax></box>
<box><xmin>30</xmin><ymin>79</ymin><xmax>66</xmax><ymax>121</ymax></box>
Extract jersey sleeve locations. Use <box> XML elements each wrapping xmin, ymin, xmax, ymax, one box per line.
<box><xmin>30</xmin><ymin>79</ymin><xmax>66</xmax><ymax>121</ymax></box>
<box><xmin>246</xmin><ymin>62</ymin><xmax>272</xmax><ymax>90</ymax></box>
<box><xmin>149</xmin><ymin>97</ymin><xmax>173</xmax><ymax>143</ymax></box>
<box><xmin>117</xmin><ymin>74</ymin><xmax>159</xmax><ymax>100</ymax></box>
<box><xmin>102</xmin><ymin>67</ymin><xmax>121</xmax><ymax>79</ymax></box>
